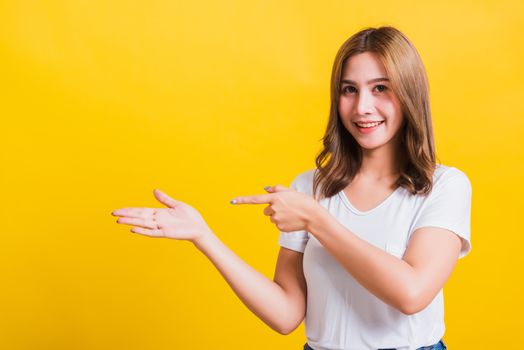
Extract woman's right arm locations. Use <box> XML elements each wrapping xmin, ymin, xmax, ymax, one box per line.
<box><xmin>193</xmin><ymin>235</ymin><xmax>307</xmax><ymax>335</ymax></box>
<box><xmin>112</xmin><ymin>189</ymin><xmax>307</xmax><ymax>335</ymax></box>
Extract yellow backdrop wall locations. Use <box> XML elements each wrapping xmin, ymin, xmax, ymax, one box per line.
<box><xmin>1</xmin><ymin>0</ymin><xmax>523</xmax><ymax>349</ymax></box>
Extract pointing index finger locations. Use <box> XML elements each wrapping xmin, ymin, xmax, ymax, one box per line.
<box><xmin>231</xmin><ymin>194</ymin><xmax>273</xmax><ymax>205</ymax></box>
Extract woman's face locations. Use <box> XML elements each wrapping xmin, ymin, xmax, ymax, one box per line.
<box><xmin>338</xmin><ymin>51</ymin><xmax>404</xmax><ymax>153</ymax></box>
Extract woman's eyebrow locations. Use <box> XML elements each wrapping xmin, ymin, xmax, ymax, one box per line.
<box><xmin>341</xmin><ymin>77</ymin><xmax>390</xmax><ymax>84</ymax></box>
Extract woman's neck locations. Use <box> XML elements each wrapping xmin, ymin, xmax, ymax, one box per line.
<box><xmin>359</xmin><ymin>144</ymin><xmax>405</xmax><ymax>182</ymax></box>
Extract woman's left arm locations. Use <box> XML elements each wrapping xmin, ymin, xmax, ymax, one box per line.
<box><xmin>232</xmin><ymin>186</ymin><xmax>463</xmax><ymax>315</ymax></box>
<box><xmin>307</xmin><ymin>206</ymin><xmax>462</xmax><ymax>315</ymax></box>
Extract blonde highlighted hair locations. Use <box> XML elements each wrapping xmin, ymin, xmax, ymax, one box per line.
<box><xmin>313</xmin><ymin>26</ymin><xmax>436</xmax><ymax>200</ymax></box>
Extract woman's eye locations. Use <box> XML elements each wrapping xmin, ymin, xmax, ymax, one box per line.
<box><xmin>342</xmin><ymin>86</ymin><xmax>357</xmax><ymax>94</ymax></box>
<box><xmin>374</xmin><ymin>84</ymin><xmax>387</xmax><ymax>92</ymax></box>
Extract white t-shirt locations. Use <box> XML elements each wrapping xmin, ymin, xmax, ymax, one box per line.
<box><xmin>278</xmin><ymin>164</ymin><xmax>472</xmax><ymax>350</ymax></box>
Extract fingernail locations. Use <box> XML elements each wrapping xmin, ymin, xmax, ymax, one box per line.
<box><xmin>264</xmin><ymin>186</ymin><xmax>271</xmax><ymax>191</ymax></box>
<box><xmin>230</xmin><ymin>199</ymin><xmax>237</xmax><ymax>204</ymax></box>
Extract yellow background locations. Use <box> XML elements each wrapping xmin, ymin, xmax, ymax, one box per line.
<box><xmin>1</xmin><ymin>0</ymin><xmax>522</xmax><ymax>349</ymax></box>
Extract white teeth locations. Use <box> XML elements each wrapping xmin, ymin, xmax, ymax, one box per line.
<box><xmin>356</xmin><ymin>121</ymin><xmax>382</xmax><ymax>128</ymax></box>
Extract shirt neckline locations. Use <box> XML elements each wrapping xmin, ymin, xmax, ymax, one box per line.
<box><xmin>338</xmin><ymin>186</ymin><xmax>402</xmax><ymax>216</ymax></box>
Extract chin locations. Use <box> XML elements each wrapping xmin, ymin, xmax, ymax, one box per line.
<box><xmin>356</xmin><ymin>139</ymin><xmax>389</xmax><ymax>151</ymax></box>
<box><xmin>359</xmin><ymin>144</ymin><xmax>383</xmax><ymax>151</ymax></box>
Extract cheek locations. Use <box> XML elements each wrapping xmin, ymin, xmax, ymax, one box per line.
<box><xmin>382</xmin><ymin>102</ymin><xmax>402</xmax><ymax>123</ymax></box>
<box><xmin>386</xmin><ymin>114</ymin><xmax>404</xmax><ymax>137</ymax></box>
<box><xmin>338</xmin><ymin>99</ymin><xmax>352</xmax><ymax>116</ymax></box>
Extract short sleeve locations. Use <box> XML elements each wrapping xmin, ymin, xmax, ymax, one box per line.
<box><xmin>277</xmin><ymin>170</ymin><xmax>314</xmax><ymax>253</ymax></box>
<box><xmin>410</xmin><ymin>167</ymin><xmax>473</xmax><ymax>259</ymax></box>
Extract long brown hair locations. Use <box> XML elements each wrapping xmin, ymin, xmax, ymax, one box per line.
<box><xmin>313</xmin><ymin>26</ymin><xmax>436</xmax><ymax>200</ymax></box>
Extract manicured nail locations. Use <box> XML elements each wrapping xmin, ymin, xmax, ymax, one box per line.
<box><xmin>230</xmin><ymin>199</ymin><xmax>237</xmax><ymax>204</ymax></box>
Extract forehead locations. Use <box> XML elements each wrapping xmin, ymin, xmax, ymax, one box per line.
<box><xmin>341</xmin><ymin>52</ymin><xmax>387</xmax><ymax>80</ymax></box>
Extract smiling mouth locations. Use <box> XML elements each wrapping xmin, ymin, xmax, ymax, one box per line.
<box><xmin>354</xmin><ymin>121</ymin><xmax>385</xmax><ymax>129</ymax></box>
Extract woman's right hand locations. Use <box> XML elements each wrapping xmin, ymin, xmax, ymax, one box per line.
<box><xmin>111</xmin><ymin>189</ymin><xmax>214</xmax><ymax>244</ymax></box>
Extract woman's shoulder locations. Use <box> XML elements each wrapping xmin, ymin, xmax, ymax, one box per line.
<box><xmin>432</xmin><ymin>163</ymin><xmax>472</xmax><ymax>191</ymax></box>
<box><xmin>289</xmin><ymin>168</ymin><xmax>317</xmax><ymax>195</ymax></box>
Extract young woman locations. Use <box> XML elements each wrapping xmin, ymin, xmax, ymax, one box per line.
<box><xmin>112</xmin><ymin>26</ymin><xmax>471</xmax><ymax>350</ymax></box>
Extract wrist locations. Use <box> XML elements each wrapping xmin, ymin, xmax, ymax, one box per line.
<box><xmin>306</xmin><ymin>202</ymin><xmax>331</xmax><ymax>233</ymax></box>
<box><xmin>192</xmin><ymin>231</ymin><xmax>219</xmax><ymax>252</ymax></box>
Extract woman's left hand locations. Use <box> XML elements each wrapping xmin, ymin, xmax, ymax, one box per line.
<box><xmin>230</xmin><ymin>185</ymin><xmax>321</xmax><ymax>232</ymax></box>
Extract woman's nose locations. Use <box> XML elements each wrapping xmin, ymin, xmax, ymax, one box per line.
<box><xmin>356</xmin><ymin>90</ymin><xmax>374</xmax><ymax>115</ymax></box>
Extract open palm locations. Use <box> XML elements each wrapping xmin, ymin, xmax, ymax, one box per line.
<box><xmin>112</xmin><ymin>189</ymin><xmax>212</xmax><ymax>242</ymax></box>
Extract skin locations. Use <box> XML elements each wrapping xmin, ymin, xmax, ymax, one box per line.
<box><xmin>112</xmin><ymin>52</ymin><xmax>463</xmax><ymax>334</ymax></box>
